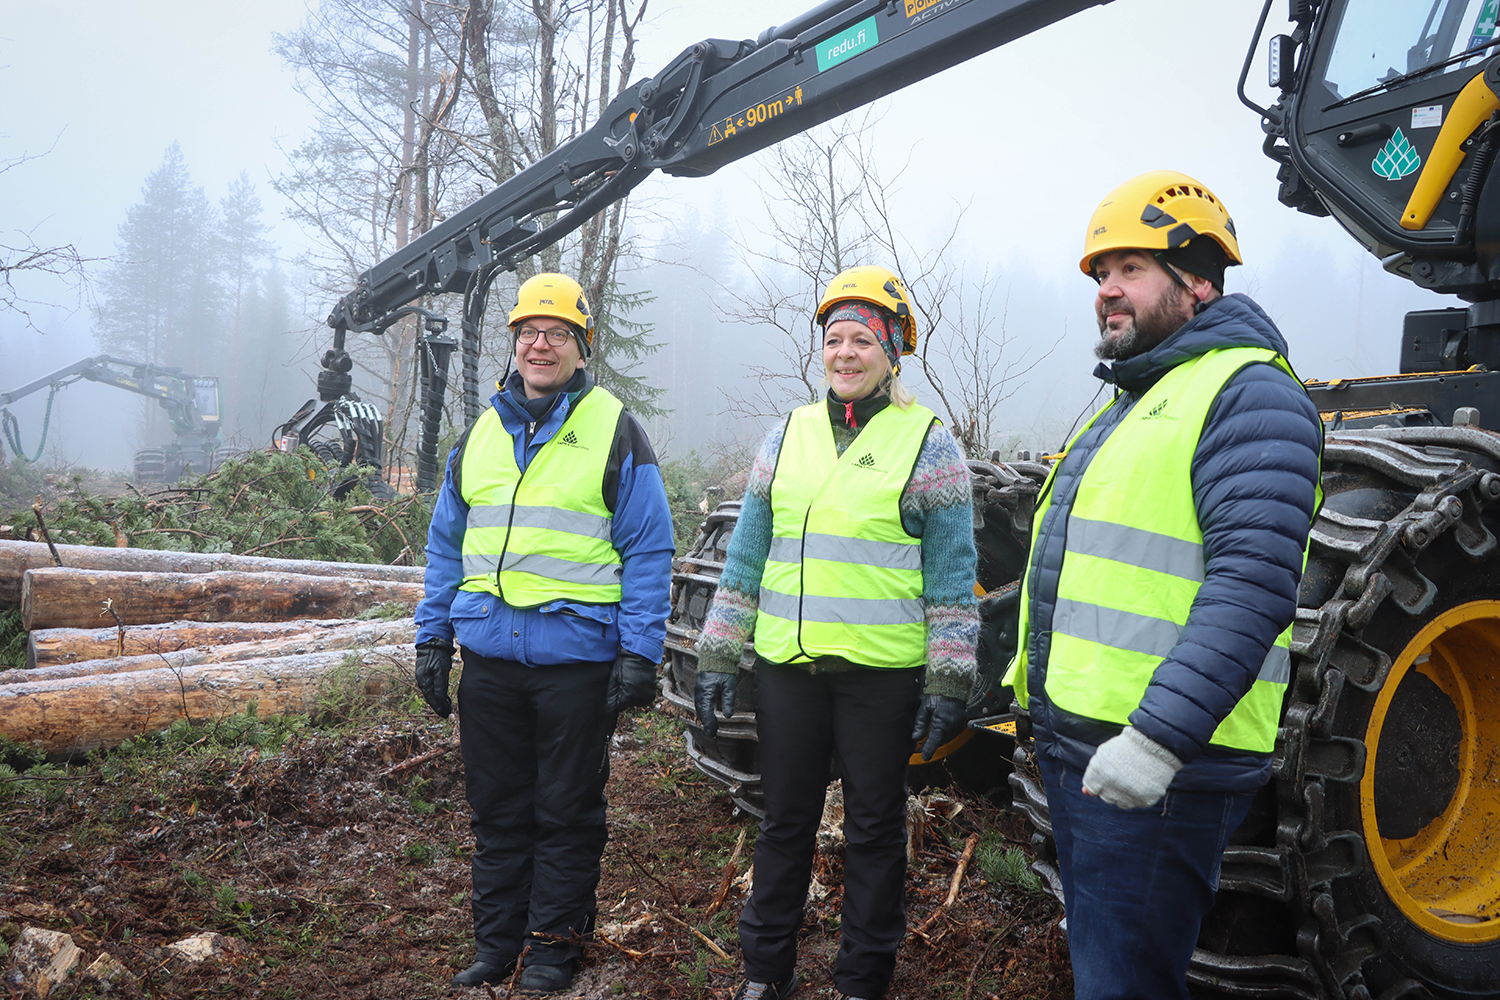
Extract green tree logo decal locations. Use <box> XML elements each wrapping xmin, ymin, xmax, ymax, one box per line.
<box><xmin>1373</xmin><ymin>128</ymin><xmax>1422</xmax><ymax>181</ymax></box>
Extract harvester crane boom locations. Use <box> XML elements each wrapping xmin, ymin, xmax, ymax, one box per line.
<box><xmin>0</xmin><ymin>355</ymin><xmax>220</xmax><ymax>440</ymax></box>
<box><xmin>1</xmin><ymin>355</ymin><xmax>223</xmax><ymax>481</ymax></box>
<box><xmin>319</xmin><ymin>0</ymin><xmax>1117</xmax><ymax>490</ymax></box>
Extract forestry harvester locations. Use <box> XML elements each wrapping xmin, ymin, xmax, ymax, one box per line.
<box><xmin>317</xmin><ymin>0</ymin><xmax>1500</xmax><ymax>995</ymax></box>
<box><xmin>0</xmin><ymin>355</ymin><xmax>223</xmax><ymax>483</ymax></box>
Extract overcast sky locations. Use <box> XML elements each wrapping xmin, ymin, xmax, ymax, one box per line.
<box><xmin>0</xmin><ymin>0</ymin><xmax>1453</xmax><ymax>469</ymax></box>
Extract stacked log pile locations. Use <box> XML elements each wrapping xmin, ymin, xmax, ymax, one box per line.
<box><xmin>0</xmin><ymin>540</ymin><xmax>425</xmax><ymax>757</ymax></box>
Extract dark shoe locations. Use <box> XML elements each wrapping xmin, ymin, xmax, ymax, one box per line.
<box><xmin>732</xmin><ymin>972</ymin><xmax>799</xmax><ymax>1000</ymax></box>
<box><xmin>517</xmin><ymin>959</ymin><xmax>576</xmax><ymax>994</ymax></box>
<box><xmin>450</xmin><ymin>959</ymin><xmax>516</xmax><ymax>988</ymax></box>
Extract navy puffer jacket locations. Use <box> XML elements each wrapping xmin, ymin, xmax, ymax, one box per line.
<box><xmin>1026</xmin><ymin>293</ymin><xmax>1322</xmax><ymax>793</ymax></box>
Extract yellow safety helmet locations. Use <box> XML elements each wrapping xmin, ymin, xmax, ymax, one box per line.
<box><xmin>508</xmin><ymin>273</ymin><xmax>596</xmax><ymax>353</ymax></box>
<box><xmin>1080</xmin><ymin>170</ymin><xmax>1243</xmax><ymax>282</ymax></box>
<box><xmin>815</xmin><ymin>265</ymin><xmax>918</xmax><ymax>355</ymax></box>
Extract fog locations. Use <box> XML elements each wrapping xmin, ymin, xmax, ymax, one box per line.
<box><xmin>0</xmin><ymin>0</ymin><xmax>1451</xmax><ymax>477</ymax></box>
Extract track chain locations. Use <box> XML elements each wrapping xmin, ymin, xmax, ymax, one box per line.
<box><xmin>1010</xmin><ymin>427</ymin><xmax>1500</xmax><ymax>999</ymax></box>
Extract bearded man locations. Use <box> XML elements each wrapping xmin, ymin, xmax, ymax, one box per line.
<box><xmin>1005</xmin><ymin>171</ymin><xmax>1323</xmax><ymax>1000</ymax></box>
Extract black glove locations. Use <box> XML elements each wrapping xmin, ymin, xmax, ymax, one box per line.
<box><xmin>694</xmin><ymin>670</ymin><xmax>738</xmax><ymax>739</ymax></box>
<box><xmin>414</xmin><ymin>640</ymin><xmax>455</xmax><ymax>718</ymax></box>
<box><xmin>607</xmin><ymin>652</ymin><xmax>659</xmax><ymax>713</ymax></box>
<box><xmin>911</xmin><ymin>694</ymin><xmax>968</xmax><ymax>762</ymax></box>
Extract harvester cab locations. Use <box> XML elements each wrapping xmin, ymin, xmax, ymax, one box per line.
<box><xmin>1262</xmin><ymin>0</ymin><xmax>1500</xmax><ymax>423</ymax></box>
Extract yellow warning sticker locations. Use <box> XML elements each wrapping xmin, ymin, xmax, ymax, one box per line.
<box><xmin>707</xmin><ymin>85</ymin><xmax>804</xmax><ymax>146</ymax></box>
<box><xmin>906</xmin><ymin>0</ymin><xmax>958</xmax><ymax>19</ymax></box>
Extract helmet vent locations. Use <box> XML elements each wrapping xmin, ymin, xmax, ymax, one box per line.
<box><xmin>1159</xmin><ymin>185</ymin><xmax>1219</xmax><ymax>207</ymax></box>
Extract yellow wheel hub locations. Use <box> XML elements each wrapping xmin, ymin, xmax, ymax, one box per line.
<box><xmin>1361</xmin><ymin>600</ymin><xmax>1500</xmax><ymax>943</ymax></box>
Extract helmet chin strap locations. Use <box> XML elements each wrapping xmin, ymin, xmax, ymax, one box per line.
<box><xmin>1153</xmin><ymin>251</ymin><xmax>1210</xmax><ymax>315</ymax></box>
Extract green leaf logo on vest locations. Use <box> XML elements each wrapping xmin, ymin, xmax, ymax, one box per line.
<box><xmin>815</xmin><ymin>15</ymin><xmax>879</xmax><ymax>73</ymax></box>
<box><xmin>561</xmin><ymin>430</ymin><xmax>581</xmax><ymax>446</ymax></box>
<box><xmin>1372</xmin><ymin>128</ymin><xmax>1421</xmax><ymax>181</ymax></box>
<box><xmin>858</xmin><ymin>452</ymin><xmax>876</xmax><ymax>467</ymax></box>
<box><xmin>1141</xmin><ymin>397</ymin><xmax>1173</xmax><ymax>421</ymax></box>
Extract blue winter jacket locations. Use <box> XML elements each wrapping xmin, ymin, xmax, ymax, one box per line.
<box><xmin>415</xmin><ymin>370</ymin><xmax>675</xmax><ymax>666</ymax></box>
<box><xmin>1026</xmin><ymin>294</ymin><xmax>1322</xmax><ymax>792</ymax></box>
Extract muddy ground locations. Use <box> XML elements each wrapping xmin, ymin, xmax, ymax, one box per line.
<box><xmin>0</xmin><ymin>702</ymin><xmax>1070</xmax><ymax>999</ymax></box>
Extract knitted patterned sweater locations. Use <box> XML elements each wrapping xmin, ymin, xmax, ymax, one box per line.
<box><xmin>696</xmin><ymin>392</ymin><xmax>979</xmax><ymax>700</ymax></box>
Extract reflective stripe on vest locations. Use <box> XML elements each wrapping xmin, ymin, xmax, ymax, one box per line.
<box><xmin>458</xmin><ymin>388</ymin><xmax>624</xmax><ymax>606</ymax></box>
<box><xmin>754</xmin><ymin>401</ymin><xmax>936</xmax><ymax>669</ymax></box>
<box><xmin>1003</xmin><ymin>347</ymin><xmax>1321</xmax><ymax>754</ymax></box>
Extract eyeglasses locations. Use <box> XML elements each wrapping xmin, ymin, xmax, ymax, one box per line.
<box><xmin>515</xmin><ymin>327</ymin><xmax>574</xmax><ymax>346</ymax></box>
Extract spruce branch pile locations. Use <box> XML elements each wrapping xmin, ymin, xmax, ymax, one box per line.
<box><xmin>3</xmin><ymin>450</ymin><xmax>431</xmax><ymax>566</ymax></box>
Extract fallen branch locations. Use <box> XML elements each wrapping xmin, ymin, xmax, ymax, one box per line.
<box><xmin>594</xmin><ymin>932</ymin><xmax>647</xmax><ymax>961</ymax></box>
<box><xmin>378</xmin><ymin>736</ymin><xmax>459</xmax><ymax>779</ymax></box>
<box><xmin>912</xmin><ymin>832</ymin><xmax>980</xmax><ymax>938</ymax></box>
<box><xmin>31</xmin><ymin>498</ymin><xmax>62</xmax><ymax>567</ymax></box>
<box><xmin>652</xmin><ymin>909</ymin><xmax>733</xmax><ymax>963</ymax></box>
<box><xmin>615</xmin><ymin>842</ymin><xmax>682</xmax><ymax>907</ymax></box>
<box><xmin>706</xmin><ymin>827</ymin><xmax>747</xmax><ymax>917</ymax></box>
<box><xmin>963</xmin><ymin>916</ymin><xmax>1020</xmax><ymax>1000</ymax></box>
<box><xmin>99</xmin><ymin>599</ymin><xmax>125</xmax><ymax>658</ymax></box>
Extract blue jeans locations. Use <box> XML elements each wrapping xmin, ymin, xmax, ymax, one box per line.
<box><xmin>1038</xmin><ymin>754</ymin><xmax>1253</xmax><ymax>1000</ymax></box>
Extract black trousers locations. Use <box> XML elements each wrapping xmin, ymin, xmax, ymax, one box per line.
<box><xmin>739</xmin><ymin>661</ymin><xmax>923</xmax><ymax>999</ymax></box>
<box><xmin>457</xmin><ymin>651</ymin><xmax>614</xmax><ymax>968</ymax></box>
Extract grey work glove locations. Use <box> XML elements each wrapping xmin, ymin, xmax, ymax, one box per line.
<box><xmin>414</xmin><ymin>640</ymin><xmax>455</xmax><ymax>718</ymax></box>
<box><xmin>694</xmin><ymin>671</ymin><xmax>738</xmax><ymax>739</ymax></box>
<box><xmin>911</xmin><ymin>693</ymin><xmax>968</xmax><ymax>762</ymax></box>
<box><xmin>1082</xmin><ymin>726</ymin><xmax>1184</xmax><ymax>809</ymax></box>
<box><xmin>607</xmin><ymin>652</ymin><xmax>659</xmax><ymax>714</ymax></box>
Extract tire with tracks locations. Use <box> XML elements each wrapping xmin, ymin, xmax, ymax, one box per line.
<box><xmin>1007</xmin><ymin>427</ymin><xmax>1500</xmax><ymax>999</ymax></box>
<box><xmin>132</xmin><ymin>447</ymin><xmax>168</xmax><ymax>484</ymax></box>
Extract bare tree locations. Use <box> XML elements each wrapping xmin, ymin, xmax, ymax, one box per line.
<box><xmin>275</xmin><ymin>0</ymin><xmax>662</xmax><ymax>485</ymax></box>
<box><xmin>720</xmin><ymin>118</ymin><xmax>885</xmax><ymax>420</ymax></box>
<box><xmin>1</xmin><ymin>147</ymin><xmax>99</xmax><ymax>331</ymax></box>
<box><xmin>459</xmin><ymin>0</ymin><xmax>660</xmax><ymax>413</ymax></box>
<box><xmin>917</xmin><ymin>272</ymin><xmax>1054</xmax><ymax>457</ymax></box>
<box><xmin>721</xmin><ymin>112</ymin><xmax>1056</xmax><ymax>454</ymax></box>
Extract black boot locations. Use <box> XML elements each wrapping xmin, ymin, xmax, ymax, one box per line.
<box><xmin>450</xmin><ymin>958</ymin><xmax>516</xmax><ymax>989</ymax></box>
<box><xmin>517</xmin><ymin>958</ymin><xmax>576</xmax><ymax>994</ymax></box>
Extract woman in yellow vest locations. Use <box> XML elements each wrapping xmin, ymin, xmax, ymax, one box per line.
<box><xmin>694</xmin><ymin>266</ymin><xmax>978</xmax><ymax>1000</ymax></box>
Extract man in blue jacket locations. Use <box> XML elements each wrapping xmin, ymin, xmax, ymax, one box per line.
<box><xmin>1005</xmin><ymin>172</ymin><xmax>1322</xmax><ymax>999</ymax></box>
<box><xmin>414</xmin><ymin>273</ymin><xmax>674</xmax><ymax>993</ymax></box>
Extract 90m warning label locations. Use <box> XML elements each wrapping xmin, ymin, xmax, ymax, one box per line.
<box><xmin>707</xmin><ymin>86</ymin><xmax>804</xmax><ymax>146</ymax></box>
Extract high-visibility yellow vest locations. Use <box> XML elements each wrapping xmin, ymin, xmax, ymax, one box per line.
<box><xmin>458</xmin><ymin>388</ymin><xmax>624</xmax><ymax>607</ymax></box>
<box><xmin>754</xmin><ymin>401</ymin><xmax>938</xmax><ymax>669</ymax></box>
<box><xmin>1004</xmin><ymin>348</ymin><xmax>1320</xmax><ymax>753</ymax></box>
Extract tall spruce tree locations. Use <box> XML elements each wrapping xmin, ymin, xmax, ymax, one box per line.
<box><xmin>237</xmin><ymin>263</ymin><xmax>304</xmax><ymax>446</ymax></box>
<box><xmin>218</xmin><ymin>172</ymin><xmax>275</xmax><ymax>431</ymax></box>
<box><xmin>94</xmin><ymin>143</ymin><xmax>221</xmax><ymax>373</ymax></box>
